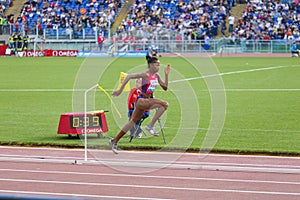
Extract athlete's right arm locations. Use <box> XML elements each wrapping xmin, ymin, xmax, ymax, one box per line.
<box><xmin>112</xmin><ymin>73</ymin><xmax>147</xmax><ymax>96</ymax></box>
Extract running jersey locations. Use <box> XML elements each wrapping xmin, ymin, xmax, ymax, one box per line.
<box><xmin>141</xmin><ymin>70</ymin><xmax>159</xmax><ymax>97</ymax></box>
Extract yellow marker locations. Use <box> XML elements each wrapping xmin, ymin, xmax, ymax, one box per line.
<box><xmin>117</xmin><ymin>72</ymin><xmax>131</xmax><ymax>92</ymax></box>
<box><xmin>98</xmin><ymin>85</ymin><xmax>122</xmax><ymax>118</ymax></box>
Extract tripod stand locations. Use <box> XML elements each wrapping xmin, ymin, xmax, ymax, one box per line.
<box><xmin>157</xmin><ymin>117</ymin><xmax>166</xmax><ymax>144</ymax></box>
<box><xmin>129</xmin><ymin>118</ymin><xmax>147</xmax><ymax>142</ymax></box>
<box><xmin>129</xmin><ymin>116</ymin><xmax>166</xmax><ymax>144</ymax></box>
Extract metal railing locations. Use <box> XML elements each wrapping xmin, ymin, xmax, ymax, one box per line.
<box><xmin>0</xmin><ymin>23</ymin><xmax>111</xmax><ymax>40</ymax></box>
<box><xmin>23</xmin><ymin>38</ymin><xmax>292</xmax><ymax>55</ymax></box>
<box><xmin>2</xmin><ymin>24</ymin><xmax>293</xmax><ymax>54</ymax></box>
<box><xmin>1</xmin><ymin>24</ymin><xmax>292</xmax><ymax>54</ymax></box>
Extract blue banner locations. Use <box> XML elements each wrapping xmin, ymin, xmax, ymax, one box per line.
<box><xmin>77</xmin><ymin>51</ymin><xmax>147</xmax><ymax>58</ymax></box>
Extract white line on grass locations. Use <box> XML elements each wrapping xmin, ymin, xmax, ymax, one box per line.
<box><xmin>0</xmin><ymin>66</ymin><xmax>297</xmax><ymax>92</ymax></box>
<box><xmin>0</xmin><ymin>88</ymin><xmax>299</xmax><ymax>92</ymax></box>
<box><xmin>0</xmin><ymin>89</ymin><xmax>86</xmax><ymax>92</ymax></box>
<box><xmin>210</xmin><ymin>88</ymin><xmax>300</xmax><ymax>92</ymax></box>
<box><xmin>169</xmin><ymin>65</ymin><xmax>290</xmax><ymax>83</ymax></box>
<box><xmin>163</xmin><ymin>127</ymin><xmax>300</xmax><ymax>133</ymax></box>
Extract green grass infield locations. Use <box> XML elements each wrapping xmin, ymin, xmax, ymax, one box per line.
<box><xmin>0</xmin><ymin>56</ymin><xmax>299</xmax><ymax>156</ymax></box>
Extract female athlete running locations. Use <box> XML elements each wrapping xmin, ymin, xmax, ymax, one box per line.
<box><xmin>109</xmin><ymin>57</ymin><xmax>170</xmax><ymax>154</ymax></box>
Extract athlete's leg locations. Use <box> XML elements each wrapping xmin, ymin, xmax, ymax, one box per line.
<box><xmin>112</xmin><ymin>101</ymin><xmax>146</xmax><ymax>143</ymax></box>
<box><xmin>147</xmin><ymin>98</ymin><xmax>168</xmax><ymax>127</ymax></box>
<box><xmin>112</xmin><ymin>98</ymin><xmax>168</xmax><ymax>140</ymax></box>
<box><xmin>148</xmin><ymin>106</ymin><xmax>166</xmax><ymax>127</ymax></box>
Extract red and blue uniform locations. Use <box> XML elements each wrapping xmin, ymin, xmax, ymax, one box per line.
<box><xmin>139</xmin><ymin>70</ymin><xmax>159</xmax><ymax>99</ymax></box>
<box><xmin>128</xmin><ymin>88</ymin><xmax>140</xmax><ymax>111</ymax></box>
<box><xmin>128</xmin><ymin>87</ymin><xmax>150</xmax><ymax>119</ymax></box>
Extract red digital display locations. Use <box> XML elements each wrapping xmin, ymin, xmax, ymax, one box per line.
<box><xmin>57</xmin><ymin>110</ymin><xmax>108</xmax><ymax>135</ymax></box>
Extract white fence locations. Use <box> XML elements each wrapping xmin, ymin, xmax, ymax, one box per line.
<box><xmin>28</xmin><ymin>38</ymin><xmax>292</xmax><ymax>54</ymax></box>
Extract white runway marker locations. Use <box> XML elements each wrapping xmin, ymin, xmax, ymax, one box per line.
<box><xmin>170</xmin><ymin>65</ymin><xmax>291</xmax><ymax>83</ymax></box>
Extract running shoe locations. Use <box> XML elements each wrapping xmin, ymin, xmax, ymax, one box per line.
<box><xmin>109</xmin><ymin>139</ymin><xmax>118</xmax><ymax>154</ymax></box>
<box><xmin>146</xmin><ymin>125</ymin><xmax>159</xmax><ymax>136</ymax></box>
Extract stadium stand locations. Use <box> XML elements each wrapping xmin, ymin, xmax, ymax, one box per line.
<box><xmin>233</xmin><ymin>0</ymin><xmax>300</xmax><ymax>41</ymax></box>
<box><xmin>2</xmin><ymin>0</ymin><xmax>300</xmax><ymax>46</ymax></box>
<box><xmin>111</xmin><ymin>0</ymin><xmax>300</xmax><ymax>42</ymax></box>
<box><xmin>8</xmin><ymin>0</ymin><xmax>123</xmax><ymax>37</ymax></box>
<box><xmin>114</xmin><ymin>0</ymin><xmax>234</xmax><ymax>41</ymax></box>
<box><xmin>110</xmin><ymin>0</ymin><xmax>135</xmax><ymax>31</ymax></box>
<box><xmin>0</xmin><ymin>0</ymin><xmax>13</xmax><ymax>35</ymax></box>
<box><xmin>0</xmin><ymin>0</ymin><xmax>12</xmax><ymax>14</ymax></box>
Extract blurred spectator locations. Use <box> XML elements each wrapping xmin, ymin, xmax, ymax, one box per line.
<box><xmin>23</xmin><ymin>33</ymin><xmax>29</xmax><ymax>50</ymax></box>
<box><xmin>97</xmin><ymin>32</ymin><xmax>104</xmax><ymax>51</ymax></box>
<box><xmin>220</xmin><ymin>19</ymin><xmax>226</xmax><ymax>36</ymax></box>
<box><xmin>228</xmin><ymin>13</ymin><xmax>234</xmax><ymax>32</ymax></box>
<box><xmin>8</xmin><ymin>32</ymin><xmax>14</xmax><ymax>49</ymax></box>
<box><xmin>0</xmin><ymin>14</ymin><xmax>3</xmax><ymax>34</ymax></box>
<box><xmin>290</xmin><ymin>40</ymin><xmax>300</xmax><ymax>57</ymax></box>
<box><xmin>17</xmin><ymin>32</ymin><xmax>23</xmax><ymax>51</ymax></box>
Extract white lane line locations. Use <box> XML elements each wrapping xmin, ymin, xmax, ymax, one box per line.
<box><xmin>0</xmin><ymin>178</ymin><xmax>300</xmax><ymax>196</ymax></box>
<box><xmin>0</xmin><ymin>66</ymin><xmax>295</xmax><ymax>92</ymax></box>
<box><xmin>95</xmin><ymin>159</ymin><xmax>300</xmax><ymax>169</ymax></box>
<box><xmin>1</xmin><ymin>151</ymin><xmax>300</xmax><ymax>171</ymax></box>
<box><xmin>1</xmin><ymin>146</ymin><xmax>300</xmax><ymax>160</ymax></box>
<box><xmin>170</xmin><ymin>65</ymin><xmax>290</xmax><ymax>83</ymax></box>
<box><xmin>163</xmin><ymin>127</ymin><xmax>300</xmax><ymax>133</ymax></box>
<box><xmin>2</xmin><ymin>156</ymin><xmax>300</xmax><ymax>174</ymax></box>
<box><xmin>1</xmin><ymin>153</ymin><xmax>300</xmax><ymax>170</ymax></box>
<box><xmin>0</xmin><ymin>154</ymin><xmax>80</xmax><ymax>160</ymax></box>
<box><xmin>0</xmin><ymin>168</ymin><xmax>300</xmax><ymax>186</ymax></box>
<box><xmin>0</xmin><ymin>190</ymin><xmax>172</xmax><ymax>200</ymax></box>
<box><xmin>0</xmin><ymin>154</ymin><xmax>300</xmax><ymax>171</ymax></box>
<box><xmin>0</xmin><ymin>89</ymin><xmax>85</xmax><ymax>92</ymax></box>
<box><xmin>0</xmin><ymin>88</ymin><xmax>299</xmax><ymax>92</ymax></box>
<box><xmin>199</xmin><ymin>88</ymin><xmax>300</xmax><ymax>92</ymax></box>
<box><xmin>1</xmin><ymin>153</ymin><xmax>300</xmax><ymax>169</ymax></box>
<box><xmin>0</xmin><ymin>146</ymin><xmax>300</xmax><ymax>162</ymax></box>
<box><xmin>1</xmin><ymin>146</ymin><xmax>300</xmax><ymax>162</ymax></box>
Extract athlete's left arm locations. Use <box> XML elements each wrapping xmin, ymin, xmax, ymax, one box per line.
<box><xmin>158</xmin><ymin>64</ymin><xmax>171</xmax><ymax>91</ymax></box>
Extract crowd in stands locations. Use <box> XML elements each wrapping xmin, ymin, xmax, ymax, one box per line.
<box><xmin>0</xmin><ymin>0</ymin><xmax>13</xmax><ymax>34</ymax></box>
<box><xmin>113</xmin><ymin>0</ymin><xmax>300</xmax><ymax>43</ymax></box>
<box><xmin>115</xmin><ymin>0</ymin><xmax>235</xmax><ymax>42</ymax></box>
<box><xmin>231</xmin><ymin>0</ymin><xmax>300</xmax><ymax>42</ymax></box>
<box><xmin>2</xmin><ymin>0</ymin><xmax>300</xmax><ymax>44</ymax></box>
<box><xmin>7</xmin><ymin>0</ymin><xmax>122</xmax><ymax>36</ymax></box>
<box><xmin>0</xmin><ymin>0</ymin><xmax>12</xmax><ymax>14</ymax></box>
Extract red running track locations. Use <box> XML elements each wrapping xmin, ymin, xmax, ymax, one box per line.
<box><xmin>0</xmin><ymin>146</ymin><xmax>300</xmax><ymax>200</ymax></box>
